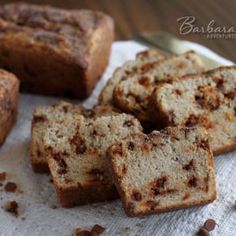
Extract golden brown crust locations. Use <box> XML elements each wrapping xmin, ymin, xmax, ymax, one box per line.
<box><xmin>54</xmin><ymin>181</ymin><xmax>118</xmax><ymax>208</ymax></box>
<box><xmin>0</xmin><ymin>69</ymin><xmax>19</xmax><ymax>146</ymax></box>
<box><xmin>0</xmin><ymin>3</ymin><xmax>114</xmax><ymax>98</ymax></box>
<box><xmin>31</xmin><ymin>159</ymin><xmax>50</xmax><ymax>173</ymax></box>
<box><xmin>213</xmin><ymin>142</ymin><xmax>236</xmax><ymax>156</ymax></box>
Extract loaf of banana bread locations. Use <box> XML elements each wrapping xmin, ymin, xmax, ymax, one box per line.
<box><xmin>0</xmin><ymin>3</ymin><xmax>114</xmax><ymax>98</ymax></box>
<box><xmin>0</xmin><ymin>69</ymin><xmax>19</xmax><ymax>146</ymax></box>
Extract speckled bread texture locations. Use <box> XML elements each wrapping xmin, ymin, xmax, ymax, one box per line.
<box><xmin>108</xmin><ymin>127</ymin><xmax>216</xmax><ymax>217</ymax></box>
<box><xmin>113</xmin><ymin>51</ymin><xmax>205</xmax><ymax>122</ymax></box>
<box><xmin>0</xmin><ymin>69</ymin><xmax>19</xmax><ymax>146</ymax></box>
<box><xmin>98</xmin><ymin>49</ymin><xmax>165</xmax><ymax>105</ymax></box>
<box><xmin>152</xmin><ymin>66</ymin><xmax>236</xmax><ymax>155</ymax></box>
<box><xmin>30</xmin><ymin>101</ymin><xmax>119</xmax><ymax>173</ymax></box>
<box><xmin>44</xmin><ymin>114</ymin><xmax>143</xmax><ymax>207</ymax></box>
<box><xmin>0</xmin><ymin>3</ymin><xmax>114</xmax><ymax>98</ymax></box>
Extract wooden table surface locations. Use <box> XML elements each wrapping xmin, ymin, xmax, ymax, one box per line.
<box><xmin>0</xmin><ymin>0</ymin><xmax>235</xmax><ymax>62</ymax></box>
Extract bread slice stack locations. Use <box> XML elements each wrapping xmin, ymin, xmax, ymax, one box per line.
<box><xmin>43</xmin><ymin>114</ymin><xmax>143</xmax><ymax>207</ymax></box>
<box><xmin>99</xmin><ymin>49</ymin><xmax>166</xmax><ymax>105</ymax></box>
<box><xmin>152</xmin><ymin>66</ymin><xmax>236</xmax><ymax>155</ymax></box>
<box><xmin>108</xmin><ymin>127</ymin><xmax>216</xmax><ymax>216</ymax></box>
<box><xmin>29</xmin><ymin>49</ymin><xmax>221</xmax><ymax>217</ymax></box>
<box><xmin>104</xmin><ymin>51</ymin><xmax>205</xmax><ymax>122</ymax></box>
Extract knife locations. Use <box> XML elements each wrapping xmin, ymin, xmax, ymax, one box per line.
<box><xmin>133</xmin><ymin>31</ymin><xmax>226</xmax><ymax>69</ymax></box>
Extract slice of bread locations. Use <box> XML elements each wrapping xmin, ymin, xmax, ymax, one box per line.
<box><xmin>113</xmin><ymin>51</ymin><xmax>205</xmax><ymax>122</ymax></box>
<box><xmin>108</xmin><ymin>127</ymin><xmax>216</xmax><ymax>217</ymax></box>
<box><xmin>44</xmin><ymin>114</ymin><xmax>143</xmax><ymax>207</ymax></box>
<box><xmin>152</xmin><ymin>66</ymin><xmax>236</xmax><ymax>155</ymax></box>
<box><xmin>30</xmin><ymin>101</ymin><xmax>118</xmax><ymax>173</ymax></box>
<box><xmin>98</xmin><ymin>49</ymin><xmax>165</xmax><ymax>105</ymax></box>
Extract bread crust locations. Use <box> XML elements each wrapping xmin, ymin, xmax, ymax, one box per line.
<box><xmin>0</xmin><ymin>69</ymin><xmax>19</xmax><ymax>146</ymax></box>
<box><xmin>53</xmin><ymin>179</ymin><xmax>118</xmax><ymax>208</ymax></box>
<box><xmin>0</xmin><ymin>3</ymin><xmax>114</xmax><ymax>98</ymax></box>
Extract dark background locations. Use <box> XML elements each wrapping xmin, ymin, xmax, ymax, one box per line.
<box><xmin>0</xmin><ymin>0</ymin><xmax>235</xmax><ymax>62</ymax></box>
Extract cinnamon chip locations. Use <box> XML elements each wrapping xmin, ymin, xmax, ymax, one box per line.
<box><xmin>91</xmin><ymin>224</ymin><xmax>106</xmax><ymax>236</ymax></box>
<box><xmin>198</xmin><ymin>227</ymin><xmax>210</xmax><ymax>236</ymax></box>
<box><xmin>50</xmin><ymin>204</ymin><xmax>58</xmax><ymax>209</ymax></box>
<box><xmin>0</xmin><ymin>172</ymin><xmax>6</xmax><ymax>181</ymax></box>
<box><xmin>3</xmin><ymin>200</ymin><xmax>19</xmax><ymax>217</ymax></box>
<box><xmin>203</xmin><ymin>219</ymin><xmax>216</xmax><ymax>231</ymax></box>
<box><xmin>72</xmin><ymin>225</ymin><xmax>106</xmax><ymax>236</ymax></box>
<box><xmin>72</xmin><ymin>229</ymin><xmax>90</xmax><ymax>236</ymax></box>
<box><xmin>4</xmin><ymin>182</ymin><xmax>17</xmax><ymax>192</ymax></box>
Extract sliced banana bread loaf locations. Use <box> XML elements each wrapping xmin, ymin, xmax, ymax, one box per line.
<box><xmin>30</xmin><ymin>101</ymin><xmax>118</xmax><ymax>173</ymax></box>
<box><xmin>113</xmin><ymin>51</ymin><xmax>205</xmax><ymax>122</ymax></box>
<box><xmin>44</xmin><ymin>114</ymin><xmax>143</xmax><ymax>207</ymax></box>
<box><xmin>0</xmin><ymin>69</ymin><xmax>19</xmax><ymax>146</ymax></box>
<box><xmin>98</xmin><ymin>49</ymin><xmax>165</xmax><ymax>105</ymax></box>
<box><xmin>108</xmin><ymin>127</ymin><xmax>216</xmax><ymax>217</ymax></box>
<box><xmin>152</xmin><ymin>66</ymin><xmax>236</xmax><ymax>155</ymax></box>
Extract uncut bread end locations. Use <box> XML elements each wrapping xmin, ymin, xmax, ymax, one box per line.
<box><xmin>109</xmin><ymin>127</ymin><xmax>216</xmax><ymax>217</ymax></box>
<box><xmin>0</xmin><ymin>3</ymin><xmax>114</xmax><ymax>98</ymax></box>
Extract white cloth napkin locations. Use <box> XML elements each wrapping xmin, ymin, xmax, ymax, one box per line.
<box><xmin>0</xmin><ymin>41</ymin><xmax>235</xmax><ymax>236</ymax></box>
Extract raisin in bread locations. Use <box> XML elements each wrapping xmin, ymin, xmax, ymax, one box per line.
<box><xmin>0</xmin><ymin>3</ymin><xmax>114</xmax><ymax>98</ymax></box>
<box><xmin>30</xmin><ymin>101</ymin><xmax>118</xmax><ymax>173</ymax></box>
<box><xmin>108</xmin><ymin>127</ymin><xmax>216</xmax><ymax>217</ymax></box>
<box><xmin>152</xmin><ymin>66</ymin><xmax>236</xmax><ymax>155</ymax></box>
<box><xmin>98</xmin><ymin>49</ymin><xmax>165</xmax><ymax>105</ymax></box>
<box><xmin>44</xmin><ymin>114</ymin><xmax>143</xmax><ymax>207</ymax></box>
<box><xmin>113</xmin><ymin>51</ymin><xmax>205</xmax><ymax>122</ymax></box>
<box><xmin>0</xmin><ymin>69</ymin><xmax>19</xmax><ymax>146</ymax></box>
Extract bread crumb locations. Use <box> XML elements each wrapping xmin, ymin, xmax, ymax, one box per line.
<box><xmin>51</xmin><ymin>204</ymin><xmax>58</xmax><ymax>209</ymax></box>
<box><xmin>91</xmin><ymin>224</ymin><xmax>106</xmax><ymax>235</ymax></box>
